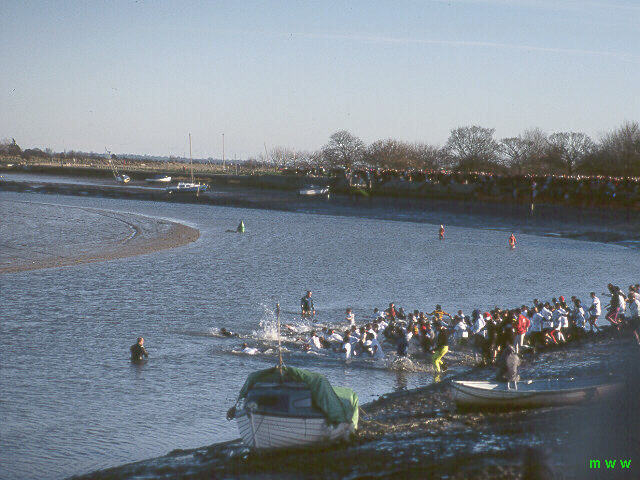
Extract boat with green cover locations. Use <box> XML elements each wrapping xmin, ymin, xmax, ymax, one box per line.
<box><xmin>228</xmin><ymin>365</ymin><xmax>359</xmax><ymax>449</ymax></box>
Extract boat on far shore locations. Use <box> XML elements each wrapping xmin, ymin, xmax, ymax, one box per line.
<box><xmin>145</xmin><ymin>174</ymin><xmax>172</xmax><ymax>184</ymax></box>
<box><xmin>166</xmin><ymin>181</ymin><xmax>208</xmax><ymax>194</ymax></box>
<box><xmin>451</xmin><ymin>377</ymin><xmax>622</xmax><ymax>409</ymax></box>
<box><xmin>166</xmin><ymin>134</ymin><xmax>208</xmax><ymax>195</ymax></box>
<box><xmin>299</xmin><ymin>185</ymin><xmax>330</xmax><ymax>196</ymax></box>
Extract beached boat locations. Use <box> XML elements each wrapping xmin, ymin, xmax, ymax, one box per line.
<box><xmin>227</xmin><ymin>304</ymin><xmax>358</xmax><ymax>449</ymax></box>
<box><xmin>105</xmin><ymin>149</ymin><xmax>130</xmax><ymax>184</ymax></box>
<box><xmin>166</xmin><ymin>134</ymin><xmax>208</xmax><ymax>195</ymax></box>
<box><xmin>145</xmin><ymin>174</ymin><xmax>172</xmax><ymax>183</ymax></box>
<box><xmin>230</xmin><ymin>367</ymin><xmax>358</xmax><ymax>449</ymax></box>
<box><xmin>451</xmin><ymin>377</ymin><xmax>622</xmax><ymax>409</ymax></box>
<box><xmin>298</xmin><ymin>185</ymin><xmax>330</xmax><ymax>196</ymax></box>
<box><xmin>166</xmin><ymin>182</ymin><xmax>208</xmax><ymax>194</ymax></box>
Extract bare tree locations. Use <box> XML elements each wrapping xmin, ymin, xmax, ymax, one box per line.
<box><xmin>266</xmin><ymin>146</ymin><xmax>297</xmax><ymax>169</ymax></box>
<box><xmin>365</xmin><ymin>139</ymin><xmax>412</xmax><ymax>169</ymax></box>
<box><xmin>500</xmin><ymin>137</ymin><xmax>534</xmax><ymax>173</ymax></box>
<box><xmin>547</xmin><ymin>132</ymin><xmax>595</xmax><ymax>174</ymax></box>
<box><xmin>445</xmin><ymin>126</ymin><xmax>500</xmax><ymax>171</ymax></box>
<box><xmin>595</xmin><ymin>121</ymin><xmax>640</xmax><ymax>176</ymax></box>
<box><xmin>322</xmin><ymin>130</ymin><xmax>365</xmax><ymax>169</ymax></box>
<box><xmin>406</xmin><ymin>143</ymin><xmax>443</xmax><ymax>170</ymax></box>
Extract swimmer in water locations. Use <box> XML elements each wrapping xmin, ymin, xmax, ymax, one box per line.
<box><xmin>130</xmin><ymin>337</ymin><xmax>149</xmax><ymax>362</ymax></box>
<box><xmin>439</xmin><ymin>224</ymin><xmax>445</xmax><ymax>240</ymax></box>
<box><xmin>508</xmin><ymin>233</ymin><xmax>516</xmax><ymax>249</ymax></box>
<box><xmin>241</xmin><ymin>342</ymin><xmax>259</xmax><ymax>355</ymax></box>
<box><xmin>220</xmin><ymin>327</ymin><xmax>237</xmax><ymax>337</ymax></box>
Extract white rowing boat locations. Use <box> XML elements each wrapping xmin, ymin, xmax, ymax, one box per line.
<box><xmin>451</xmin><ymin>377</ymin><xmax>622</xmax><ymax>409</ymax></box>
<box><xmin>227</xmin><ymin>305</ymin><xmax>358</xmax><ymax>449</ymax></box>
<box><xmin>234</xmin><ymin>379</ymin><xmax>356</xmax><ymax>449</ymax></box>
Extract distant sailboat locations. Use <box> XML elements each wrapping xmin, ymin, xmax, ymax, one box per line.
<box><xmin>166</xmin><ymin>133</ymin><xmax>209</xmax><ymax>194</ymax></box>
<box><xmin>106</xmin><ymin>149</ymin><xmax>130</xmax><ymax>184</ymax></box>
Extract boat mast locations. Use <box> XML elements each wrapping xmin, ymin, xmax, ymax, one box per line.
<box><xmin>189</xmin><ymin>133</ymin><xmax>194</xmax><ymax>183</ymax></box>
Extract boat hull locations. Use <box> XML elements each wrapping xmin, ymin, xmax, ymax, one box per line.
<box><xmin>451</xmin><ymin>379</ymin><xmax>622</xmax><ymax>409</ymax></box>
<box><xmin>236</xmin><ymin>411</ymin><xmax>353</xmax><ymax>449</ymax></box>
<box><xmin>298</xmin><ymin>187</ymin><xmax>329</xmax><ymax>196</ymax></box>
<box><xmin>146</xmin><ymin>176</ymin><xmax>172</xmax><ymax>183</ymax></box>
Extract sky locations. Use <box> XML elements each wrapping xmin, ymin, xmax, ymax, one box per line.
<box><xmin>1</xmin><ymin>0</ymin><xmax>639</xmax><ymax>159</ymax></box>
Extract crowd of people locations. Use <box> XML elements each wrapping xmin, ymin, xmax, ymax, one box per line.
<box><xmin>298</xmin><ymin>283</ymin><xmax>640</xmax><ymax>380</ymax></box>
<box><xmin>288</xmin><ymin>166</ymin><xmax>640</xmax><ymax>207</ymax></box>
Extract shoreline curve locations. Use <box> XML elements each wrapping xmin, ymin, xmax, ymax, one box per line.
<box><xmin>0</xmin><ymin>201</ymin><xmax>200</xmax><ymax>274</ymax></box>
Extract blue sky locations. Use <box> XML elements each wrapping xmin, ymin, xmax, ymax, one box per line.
<box><xmin>1</xmin><ymin>0</ymin><xmax>638</xmax><ymax>158</ymax></box>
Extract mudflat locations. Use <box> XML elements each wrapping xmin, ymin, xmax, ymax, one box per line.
<box><xmin>0</xmin><ymin>200</ymin><xmax>199</xmax><ymax>273</ymax></box>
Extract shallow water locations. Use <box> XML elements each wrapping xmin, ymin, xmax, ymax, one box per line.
<box><xmin>0</xmin><ymin>190</ymin><xmax>638</xmax><ymax>479</ymax></box>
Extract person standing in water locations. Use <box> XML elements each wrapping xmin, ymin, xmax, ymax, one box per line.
<box><xmin>432</xmin><ymin>324</ymin><xmax>450</xmax><ymax>381</ymax></box>
<box><xmin>439</xmin><ymin>224</ymin><xmax>445</xmax><ymax>240</ymax></box>
<box><xmin>508</xmin><ymin>233</ymin><xmax>516</xmax><ymax>249</ymax></box>
<box><xmin>301</xmin><ymin>290</ymin><xmax>315</xmax><ymax>319</ymax></box>
<box><xmin>130</xmin><ymin>337</ymin><xmax>149</xmax><ymax>362</ymax></box>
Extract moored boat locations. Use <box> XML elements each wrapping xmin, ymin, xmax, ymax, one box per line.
<box><xmin>115</xmin><ymin>174</ymin><xmax>130</xmax><ymax>184</ymax></box>
<box><xmin>451</xmin><ymin>377</ymin><xmax>622</xmax><ymax>409</ymax></box>
<box><xmin>166</xmin><ymin>135</ymin><xmax>208</xmax><ymax>195</ymax></box>
<box><xmin>166</xmin><ymin>182</ymin><xmax>208</xmax><ymax>194</ymax></box>
<box><xmin>298</xmin><ymin>185</ymin><xmax>330</xmax><ymax>196</ymax></box>
<box><xmin>145</xmin><ymin>174</ymin><xmax>172</xmax><ymax>183</ymax></box>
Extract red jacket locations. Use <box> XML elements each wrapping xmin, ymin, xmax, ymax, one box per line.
<box><xmin>516</xmin><ymin>314</ymin><xmax>530</xmax><ymax>334</ymax></box>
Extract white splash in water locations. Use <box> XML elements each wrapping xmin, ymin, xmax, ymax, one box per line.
<box><xmin>251</xmin><ymin>303</ymin><xmax>316</xmax><ymax>341</ymax></box>
<box><xmin>385</xmin><ymin>355</ymin><xmax>430</xmax><ymax>372</ymax></box>
<box><xmin>251</xmin><ymin>303</ymin><xmax>279</xmax><ymax>341</ymax></box>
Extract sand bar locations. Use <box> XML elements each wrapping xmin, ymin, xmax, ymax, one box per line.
<box><xmin>0</xmin><ymin>200</ymin><xmax>199</xmax><ymax>273</ymax></box>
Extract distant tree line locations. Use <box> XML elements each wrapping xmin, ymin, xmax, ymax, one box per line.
<box><xmin>3</xmin><ymin>121</ymin><xmax>639</xmax><ymax>177</ymax></box>
<box><xmin>252</xmin><ymin>121</ymin><xmax>640</xmax><ymax>177</ymax></box>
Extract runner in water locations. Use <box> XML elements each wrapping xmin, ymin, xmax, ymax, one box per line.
<box><xmin>508</xmin><ymin>233</ymin><xmax>516</xmax><ymax>249</ymax></box>
<box><xmin>439</xmin><ymin>224</ymin><xmax>445</xmax><ymax>240</ymax></box>
<box><xmin>301</xmin><ymin>290</ymin><xmax>315</xmax><ymax>319</ymax></box>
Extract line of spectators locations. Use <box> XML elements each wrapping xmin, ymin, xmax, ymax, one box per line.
<box><xmin>284</xmin><ymin>166</ymin><xmax>640</xmax><ymax>207</ymax></box>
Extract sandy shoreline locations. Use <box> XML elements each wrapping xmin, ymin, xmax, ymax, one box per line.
<box><xmin>0</xmin><ymin>200</ymin><xmax>200</xmax><ymax>274</ymax></box>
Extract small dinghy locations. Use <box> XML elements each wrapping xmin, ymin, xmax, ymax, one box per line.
<box><xmin>227</xmin><ymin>304</ymin><xmax>358</xmax><ymax>449</ymax></box>
<box><xmin>229</xmin><ymin>366</ymin><xmax>358</xmax><ymax>449</ymax></box>
<box><xmin>145</xmin><ymin>174</ymin><xmax>172</xmax><ymax>183</ymax></box>
<box><xmin>299</xmin><ymin>185</ymin><xmax>330</xmax><ymax>196</ymax></box>
<box><xmin>451</xmin><ymin>377</ymin><xmax>622</xmax><ymax>409</ymax></box>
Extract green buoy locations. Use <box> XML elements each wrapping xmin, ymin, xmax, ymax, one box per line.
<box><xmin>237</xmin><ymin>220</ymin><xmax>245</xmax><ymax>233</ymax></box>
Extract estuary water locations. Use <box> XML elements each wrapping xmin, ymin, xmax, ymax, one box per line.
<box><xmin>0</xmin><ymin>190</ymin><xmax>638</xmax><ymax>479</ymax></box>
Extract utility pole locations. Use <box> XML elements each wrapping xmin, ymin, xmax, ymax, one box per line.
<box><xmin>222</xmin><ymin>133</ymin><xmax>225</xmax><ymax>171</ymax></box>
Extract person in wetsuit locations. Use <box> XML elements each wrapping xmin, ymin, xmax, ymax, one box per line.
<box><xmin>130</xmin><ymin>337</ymin><xmax>149</xmax><ymax>362</ymax></box>
<box><xmin>301</xmin><ymin>290</ymin><xmax>315</xmax><ymax>319</ymax></box>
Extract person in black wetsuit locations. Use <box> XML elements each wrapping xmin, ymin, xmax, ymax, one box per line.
<box><xmin>484</xmin><ymin>318</ymin><xmax>499</xmax><ymax>365</ymax></box>
<box><xmin>301</xmin><ymin>291</ymin><xmax>315</xmax><ymax>319</ymax></box>
<box><xmin>130</xmin><ymin>337</ymin><xmax>149</xmax><ymax>362</ymax></box>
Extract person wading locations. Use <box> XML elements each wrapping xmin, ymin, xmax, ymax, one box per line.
<box><xmin>301</xmin><ymin>290</ymin><xmax>315</xmax><ymax>319</ymax></box>
<box><xmin>130</xmin><ymin>337</ymin><xmax>149</xmax><ymax>362</ymax></box>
